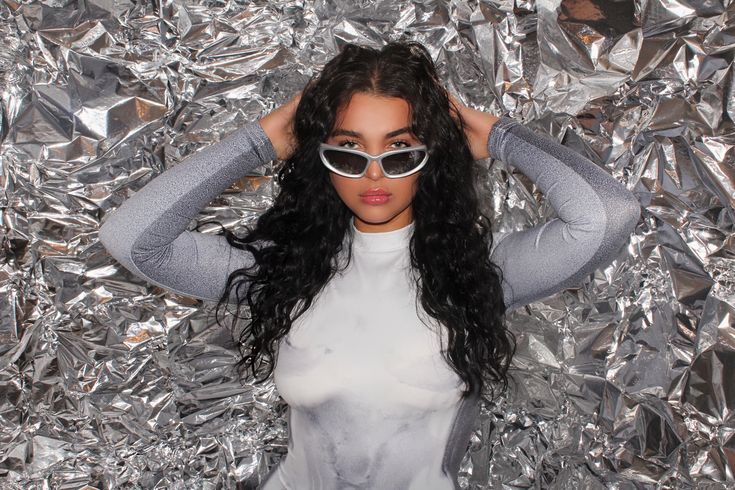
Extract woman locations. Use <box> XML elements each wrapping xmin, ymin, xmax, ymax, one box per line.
<box><xmin>99</xmin><ymin>41</ymin><xmax>640</xmax><ymax>489</ymax></box>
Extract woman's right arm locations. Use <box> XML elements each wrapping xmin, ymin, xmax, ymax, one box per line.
<box><xmin>98</xmin><ymin>120</ymin><xmax>277</xmax><ymax>302</ymax></box>
<box><xmin>99</xmin><ymin>93</ymin><xmax>301</xmax><ymax>302</ymax></box>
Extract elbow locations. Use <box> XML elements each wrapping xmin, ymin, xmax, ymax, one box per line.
<box><xmin>98</xmin><ymin>212</ymin><xmax>134</xmax><ymax>266</ymax></box>
<box><xmin>603</xmin><ymin>193</ymin><xmax>640</xmax><ymax>244</ymax></box>
<box><xmin>98</xmin><ymin>217</ymin><xmax>116</xmax><ymax>256</ymax></box>
<box><xmin>621</xmin><ymin>193</ymin><xmax>642</xmax><ymax>233</ymax></box>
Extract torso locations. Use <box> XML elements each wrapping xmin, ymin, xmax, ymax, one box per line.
<box><xmin>260</xmin><ymin>221</ymin><xmax>480</xmax><ymax>490</ymax></box>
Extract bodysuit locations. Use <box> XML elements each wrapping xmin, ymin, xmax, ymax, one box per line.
<box><xmin>99</xmin><ymin>115</ymin><xmax>641</xmax><ymax>489</ymax></box>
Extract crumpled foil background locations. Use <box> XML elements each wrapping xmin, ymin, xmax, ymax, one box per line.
<box><xmin>1</xmin><ymin>0</ymin><xmax>734</xmax><ymax>487</ymax></box>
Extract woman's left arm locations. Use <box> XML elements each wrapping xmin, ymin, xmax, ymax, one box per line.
<box><xmin>450</xmin><ymin>97</ymin><xmax>641</xmax><ymax>312</ymax></box>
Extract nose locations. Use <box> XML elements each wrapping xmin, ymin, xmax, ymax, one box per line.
<box><xmin>366</xmin><ymin>159</ymin><xmax>383</xmax><ymax>179</ymax></box>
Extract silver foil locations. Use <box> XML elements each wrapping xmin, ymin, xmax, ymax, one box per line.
<box><xmin>1</xmin><ymin>0</ymin><xmax>733</xmax><ymax>487</ymax></box>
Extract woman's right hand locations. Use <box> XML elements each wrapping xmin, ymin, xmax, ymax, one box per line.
<box><xmin>258</xmin><ymin>91</ymin><xmax>302</xmax><ymax>161</ymax></box>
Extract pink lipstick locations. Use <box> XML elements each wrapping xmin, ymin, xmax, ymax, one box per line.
<box><xmin>360</xmin><ymin>188</ymin><xmax>391</xmax><ymax>205</ymax></box>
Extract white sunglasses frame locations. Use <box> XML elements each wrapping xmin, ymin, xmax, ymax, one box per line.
<box><xmin>318</xmin><ymin>143</ymin><xmax>429</xmax><ymax>179</ymax></box>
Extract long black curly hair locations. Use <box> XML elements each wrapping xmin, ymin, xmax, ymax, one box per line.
<box><xmin>216</xmin><ymin>41</ymin><xmax>515</xmax><ymax>400</ymax></box>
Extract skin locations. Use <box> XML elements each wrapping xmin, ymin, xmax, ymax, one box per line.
<box><xmin>324</xmin><ymin>92</ymin><xmax>422</xmax><ymax>233</ymax></box>
<box><xmin>258</xmin><ymin>89</ymin><xmax>500</xmax><ymax>233</ymax></box>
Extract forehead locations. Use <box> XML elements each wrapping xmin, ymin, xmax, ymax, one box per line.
<box><xmin>333</xmin><ymin>93</ymin><xmax>412</xmax><ymax>133</ymax></box>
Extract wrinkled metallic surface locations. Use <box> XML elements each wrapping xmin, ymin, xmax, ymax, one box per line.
<box><xmin>1</xmin><ymin>0</ymin><xmax>734</xmax><ymax>487</ymax></box>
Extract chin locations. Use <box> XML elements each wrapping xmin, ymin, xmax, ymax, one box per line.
<box><xmin>353</xmin><ymin>212</ymin><xmax>398</xmax><ymax>225</ymax></box>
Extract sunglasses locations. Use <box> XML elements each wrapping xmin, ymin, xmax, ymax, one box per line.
<box><xmin>318</xmin><ymin>143</ymin><xmax>429</xmax><ymax>178</ymax></box>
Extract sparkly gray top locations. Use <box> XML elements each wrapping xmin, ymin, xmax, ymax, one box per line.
<box><xmin>99</xmin><ymin>116</ymin><xmax>641</xmax><ymax>489</ymax></box>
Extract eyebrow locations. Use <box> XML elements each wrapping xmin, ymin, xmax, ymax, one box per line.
<box><xmin>331</xmin><ymin>127</ymin><xmax>412</xmax><ymax>138</ymax></box>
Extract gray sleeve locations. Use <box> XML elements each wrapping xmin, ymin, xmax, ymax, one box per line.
<box><xmin>486</xmin><ymin>117</ymin><xmax>641</xmax><ymax>313</ymax></box>
<box><xmin>98</xmin><ymin>120</ymin><xmax>277</xmax><ymax>302</ymax></box>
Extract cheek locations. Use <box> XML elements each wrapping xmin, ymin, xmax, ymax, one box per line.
<box><xmin>329</xmin><ymin>173</ymin><xmax>342</xmax><ymax>193</ymax></box>
<box><xmin>397</xmin><ymin>175</ymin><xmax>421</xmax><ymax>200</ymax></box>
<box><xmin>329</xmin><ymin>174</ymin><xmax>357</xmax><ymax>200</ymax></box>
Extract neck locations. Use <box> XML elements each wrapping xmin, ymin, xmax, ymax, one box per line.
<box><xmin>350</xmin><ymin>218</ymin><xmax>414</xmax><ymax>252</ymax></box>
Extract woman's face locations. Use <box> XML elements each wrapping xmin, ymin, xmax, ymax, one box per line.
<box><xmin>324</xmin><ymin>92</ymin><xmax>422</xmax><ymax>233</ymax></box>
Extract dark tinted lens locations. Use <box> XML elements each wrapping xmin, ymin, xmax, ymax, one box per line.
<box><xmin>323</xmin><ymin>150</ymin><xmax>368</xmax><ymax>175</ymax></box>
<box><xmin>382</xmin><ymin>149</ymin><xmax>426</xmax><ymax>175</ymax></box>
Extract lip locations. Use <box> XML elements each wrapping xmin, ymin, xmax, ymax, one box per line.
<box><xmin>360</xmin><ymin>188</ymin><xmax>391</xmax><ymax>196</ymax></box>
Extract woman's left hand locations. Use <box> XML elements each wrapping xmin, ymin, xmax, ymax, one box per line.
<box><xmin>448</xmin><ymin>94</ymin><xmax>501</xmax><ymax>161</ymax></box>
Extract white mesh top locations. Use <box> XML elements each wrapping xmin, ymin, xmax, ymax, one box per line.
<box><xmin>99</xmin><ymin>116</ymin><xmax>641</xmax><ymax>489</ymax></box>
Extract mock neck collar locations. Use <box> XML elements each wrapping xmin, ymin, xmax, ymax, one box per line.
<box><xmin>350</xmin><ymin>218</ymin><xmax>414</xmax><ymax>252</ymax></box>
